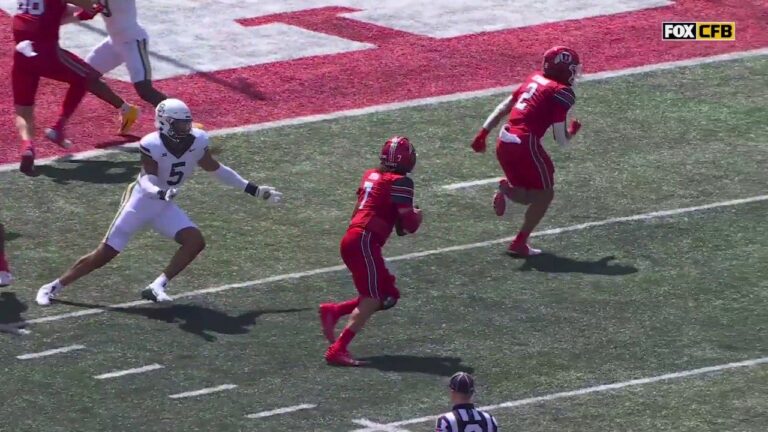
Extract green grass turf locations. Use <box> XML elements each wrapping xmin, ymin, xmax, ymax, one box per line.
<box><xmin>0</xmin><ymin>57</ymin><xmax>766</xmax><ymax>431</ymax></box>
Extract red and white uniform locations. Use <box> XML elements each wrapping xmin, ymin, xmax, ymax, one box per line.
<box><xmin>341</xmin><ymin>169</ymin><xmax>416</xmax><ymax>301</ymax></box>
<box><xmin>496</xmin><ymin>73</ymin><xmax>576</xmax><ymax>190</ymax></box>
<box><xmin>12</xmin><ymin>0</ymin><xmax>99</xmax><ymax>106</ymax></box>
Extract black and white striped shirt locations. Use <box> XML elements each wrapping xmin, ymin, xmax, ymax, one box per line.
<box><xmin>435</xmin><ymin>403</ymin><xmax>498</xmax><ymax>432</ymax></box>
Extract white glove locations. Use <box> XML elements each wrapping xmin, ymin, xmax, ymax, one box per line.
<box><xmin>157</xmin><ymin>188</ymin><xmax>179</xmax><ymax>201</ymax></box>
<box><xmin>246</xmin><ymin>183</ymin><xmax>282</xmax><ymax>205</ymax></box>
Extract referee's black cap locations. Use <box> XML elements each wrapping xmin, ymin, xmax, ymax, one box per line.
<box><xmin>449</xmin><ymin>371</ymin><xmax>475</xmax><ymax>395</ymax></box>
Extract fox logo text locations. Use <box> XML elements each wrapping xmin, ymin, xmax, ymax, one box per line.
<box><xmin>662</xmin><ymin>22</ymin><xmax>735</xmax><ymax>41</ymax></box>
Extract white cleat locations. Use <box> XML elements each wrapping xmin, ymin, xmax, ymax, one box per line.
<box><xmin>0</xmin><ymin>271</ymin><xmax>13</xmax><ymax>287</ymax></box>
<box><xmin>36</xmin><ymin>282</ymin><xmax>62</xmax><ymax>306</ymax></box>
<box><xmin>141</xmin><ymin>284</ymin><xmax>173</xmax><ymax>303</ymax></box>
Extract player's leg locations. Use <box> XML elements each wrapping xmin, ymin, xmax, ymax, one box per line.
<box><xmin>36</xmin><ymin>183</ymin><xmax>148</xmax><ymax>305</ymax></box>
<box><xmin>0</xmin><ymin>223</ymin><xmax>12</xmax><ymax>287</ymax></box>
<box><xmin>508</xmin><ymin>135</ymin><xmax>555</xmax><ymax>256</ymax></box>
<box><xmin>327</xmin><ymin>230</ymin><xmax>398</xmax><ymax>366</ymax></box>
<box><xmin>123</xmin><ymin>39</ymin><xmax>167</xmax><ymax>107</ymax></box>
<box><xmin>143</xmin><ymin>206</ymin><xmax>204</xmax><ymax>302</ymax></box>
<box><xmin>11</xmin><ymin>52</ymin><xmax>40</xmax><ymax>176</ymax></box>
<box><xmin>37</xmin><ymin>49</ymin><xmax>95</xmax><ymax>148</ymax></box>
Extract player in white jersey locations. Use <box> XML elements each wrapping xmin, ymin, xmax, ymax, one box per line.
<box><xmin>36</xmin><ymin>99</ymin><xmax>283</xmax><ymax>305</ymax></box>
<box><xmin>85</xmin><ymin>0</ymin><xmax>168</xmax><ymax>130</ymax></box>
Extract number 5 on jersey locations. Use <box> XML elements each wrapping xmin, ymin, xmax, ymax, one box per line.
<box><xmin>168</xmin><ymin>162</ymin><xmax>185</xmax><ymax>186</ymax></box>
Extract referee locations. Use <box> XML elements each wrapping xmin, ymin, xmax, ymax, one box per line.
<box><xmin>435</xmin><ymin>372</ymin><xmax>499</xmax><ymax>432</ymax></box>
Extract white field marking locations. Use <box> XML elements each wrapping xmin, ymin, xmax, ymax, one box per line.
<box><xmin>443</xmin><ymin>177</ymin><xmax>501</xmax><ymax>190</ymax></box>
<box><xmin>5</xmin><ymin>193</ymin><xmax>767</xmax><ymax>330</ymax></box>
<box><xmin>0</xmin><ymin>48</ymin><xmax>765</xmax><ymax>173</ymax></box>
<box><xmin>16</xmin><ymin>344</ymin><xmax>85</xmax><ymax>360</ymax></box>
<box><xmin>168</xmin><ymin>384</ymin><xmax>237</xmax><ymax>399</ymax></box>
<box><xmin>246</xmin><ymin>403</ymin><xmax>318</xmax><ymax>419</ymax></box>
<box><xmin>350</xmin><ymin>356</ymin><xmax>768</xmax><ymax>432</ymax></box>
<box><xmin>351</xmin><ymin>419</ymin><xmax>412</xmax><ymax>432</ymax></box>
<box><xmin>93</xmin><ymin>363</ymin><xmax>164</xmax><ymax>379</ymax></box>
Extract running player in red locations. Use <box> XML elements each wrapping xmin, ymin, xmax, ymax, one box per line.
<box><xmin>470</xmin><ymin>46</ymin><xmax>583</xmax><ymax>256</ymax></box>
<box><xmin>12</xmin><ymin>0</ymin><xmax>139</xmax><ymax>176</ymax></box>
<box><xmin>319</xmin><ymin>136</ymin><xmax>423</xmax><ymax>367</ymax></box>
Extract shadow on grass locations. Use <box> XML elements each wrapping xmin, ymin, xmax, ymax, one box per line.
<box><xmin>358</xmin><ymin>354</ymin><xmax>474</xmax><ymax>376</ymax></box>
<box><xmin>514</xmin><ymin>253</ymin><xmax>638</xmax><ymax>276</ymax></box>
<box><xmin>56</xmin><ymin>299</ymin><xmax>308</xmax><ymax>342</ymax></box>
<box><xmin>38</xmin><ymin>159</ymin><xmax>141</xmax><ymax>185</ymax></box>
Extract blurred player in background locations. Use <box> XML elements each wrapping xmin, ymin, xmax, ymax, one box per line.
<box><xmin>85</xmin><ymin>0</ymin><xmax>169</xmax><ymax>109</ymax></box>
<box><xmin>471</xmin><ymin>46</ymin><xmax>583</xmax><ymax>256</ymax></box>
<box><xmin>12</xmin><ymin>0</ymin><xmax>139</xmax><ymax>176</ymax></box>
<box><xmin>0</xmin><ymin>224</ymin><xmax>12</xmax><ymax>287</ymax></box>
<box><xmin>436</xmin><ymin>372</ymin><xmax>499</xmax><ymax>432</ymax></box>
<box><xmin>36</xmin><ymin>99</ymin><xmax>283</xmax><ymax>306</ymax></box>
<box><xmin>319</xmin><ymin>136</ymin><xmax>423</xmax><ymax>366</ymax></box>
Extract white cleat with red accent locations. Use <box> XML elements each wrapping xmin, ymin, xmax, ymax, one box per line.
<box><xmin>507</xmin><ymin>242</ymin><xmax>542</xmax><ymax>257</ymax></box>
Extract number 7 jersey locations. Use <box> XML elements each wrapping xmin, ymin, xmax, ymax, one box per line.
<box><xmin>506</xmin><ymin>72</ymin><xmax>576</xmax><ymax>139</ymax></box>
<box><xmin>349</xmin><ymin>169</ymin><xmax>415</xmax><ymax>245</ymax></box>
<box><xmin>137</xmin><ymin>129</ymin><xmax>210</xmax><ymax>194</ymax></box>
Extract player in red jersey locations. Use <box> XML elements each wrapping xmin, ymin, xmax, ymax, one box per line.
<box><xmin>12</xmin><ymin>0</ymin><xmax>139</xmax><ymax>176</ymax></box>
<box><xmin>319</xmin><ymin>136</ymin><xmax>423</xmax><ymax>367</ymax></box>
<box><xmin>470</xmin><ymin>46</ymin><xmax>583</xmax><ymax>256</ymax></box>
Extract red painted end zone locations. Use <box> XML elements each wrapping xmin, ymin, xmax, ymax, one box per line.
<box><xmin>0</xmin><ymin>0</ymin><xmax>765</xmax><ymax>164</ymax></box>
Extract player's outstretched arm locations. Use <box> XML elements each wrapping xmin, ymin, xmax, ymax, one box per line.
<box><xmin>138</xmin><ymin>154</ymin><xmax>178</xmax><ymax>201</ymax></box>
<box><xmin>472</xmin><ymin>95</ymin><xmax>514</xmax><ymax>153</ymax></box>
<box><xmin>198</xmin><ymin>150</ymin><xmax>283</xmax><ymax>204</ymax></box>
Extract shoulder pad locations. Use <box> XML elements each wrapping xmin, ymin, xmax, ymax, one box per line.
<box><xmin>553</xmin><ymin>86</ymin><xmax>576</xmax><ymax>108</ymax></box>
<box><xmin>138</xmin><ymin>132</ymin><xmax>161</xmax><ymax>158</ymax></box>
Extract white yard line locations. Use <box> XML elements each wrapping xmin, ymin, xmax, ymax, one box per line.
<box><xmin>93</xmin><ymin>363</ymin><xmax>164</xmax><ymax>379</ymax></box>
<box><xmin>246</xmin><ymin>403</ymin><xmax>318</xmax><ymax>419</ymax></box>
<box><xmin>350</xmin><ymin>356</ymin><xmax>768</xmax><ymax>431</ymax></box>
<box><xmin>16</xmin><ymin>344</ymin><xmax>85</xmax><ymax>360</ymax></box>
<box><xmin>0</xmin><ymin>48</ymin><xmax>765</xmax><ymax>173</ymax></box>
<box><xmin>352</xmin><ymin>419</ymin><xmax>412</xmax><ymax>432</ymax></box>
<box><xmin>4</xmin><ymin>193</ymin><xmax>767</xmax><ymax>330</ymax></box>
<box><xmin>168</xmin><ymin>384</ymin><xmax>237</xmax><ymax>399</ymax></box>
<box><xmin>443</xmin><ymin>177</ymin><xmax>500</xmax><ymax>190</ymax></box>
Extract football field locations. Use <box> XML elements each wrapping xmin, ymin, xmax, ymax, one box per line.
<box><xmin>1</xmin><ymin>55</ymin><xmax>767</xmax><ymax>432</ymax></box>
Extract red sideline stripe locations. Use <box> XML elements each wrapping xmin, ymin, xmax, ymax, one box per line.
<box><xmin>0</xmin><ymin>0</ymin><xmax>765</xmax><ymax>164</ymax></box>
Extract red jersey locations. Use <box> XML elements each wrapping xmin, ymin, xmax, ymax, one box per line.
<box><xmin>349</xmin><ymin>169</ymin><xmax>415</xmax><ymax>244</ymax></box>
<box><xmin>506</xmin><ymin>72</ymin><xmax>576</xmax><ymax>139</ymax></box>
<box><xmin>13</xmin><ymin>0</ymin><xmax>68</xmax><ymax>46</ymax></box>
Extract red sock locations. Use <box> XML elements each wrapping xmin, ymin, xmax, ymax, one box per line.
<box><xmin>514</xmin><ymin>231</ymin><xmax>531</xmax><ymax>244</ymax></box>
<box><xmin>335</xmin><ymin>297</ymin><xmax>360</xmax><ymax>317</ymax></box>
<box><xmin>333</xmin><ymin>328</ymin><xmax>356</xmax><ymax>352</ymax></box>
<box><xmin>20</xmin><ymin>139</ymin><xmax>34</xmax><ymax>153</ymax></box>
<box><xmin>0</xmin><ymin>253</ymin><xmax>7</xmax><ymax>272</ymax></box>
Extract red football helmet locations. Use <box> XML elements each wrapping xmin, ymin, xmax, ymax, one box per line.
<box><xmin>380</xmin><ymin>136</ymin><xmax>416</xmax><ymax>173</ymax></box>
<box><xmin>543</xmin><ymin>46</ymin><xmax>581</xmax><ymax>86</ymax></box>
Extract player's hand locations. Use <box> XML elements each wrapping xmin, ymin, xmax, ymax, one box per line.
<box><xmin>471</xmin><ymin>128</ymin><xmax>489</xmax><ymax>153</ymax></box>
<box><xmin>157</xmin><ymin>188</ymin><xmax>178</xmax><ymax>201</ymax></box>
<box><xmin>567</xmin><ymin>119</ymin><xmax>582</xmax><ymax>137</ymax></box>
<box><xmin>246</xmin><ymin>183</ymin><xmax>283</xmax><ymax>205</ymax></box>
<box><xmin>76</xmin><ymin>3</ymin><xmax>104</xmax><ymax>21</ymax></box>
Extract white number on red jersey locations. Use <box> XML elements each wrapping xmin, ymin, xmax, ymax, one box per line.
<box><xmin>514</xmin><ymin>83</ymin><xmax>538</xmax><ymax>110</ymax></box>
<box><xmin>359</xmin><ymin>181</ymin><xmax>374</xmax><ymax>209</ymax></box>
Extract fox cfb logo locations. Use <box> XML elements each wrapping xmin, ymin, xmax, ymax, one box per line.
<box><xmin>662</xmin><ymin>22</ymin><xmax>735</xmax><ymax>41</ymax></box>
